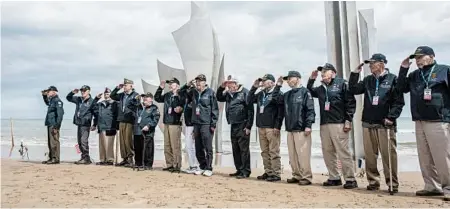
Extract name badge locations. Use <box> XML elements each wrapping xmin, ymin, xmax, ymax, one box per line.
<box><xmin>372</xmin><ymin>96</ymin><xmax>379</xmax><ymax>106</ymax></box>
<box><xmin>259</xmin><ymin>106</ymin><xmax>264</xmax><ymax>114</ymax></box>
<box><xmin>137</xmin><ymin>117</ymin><xmax>141</xmax><ymax>123</ymax></box>
<box><xmin>195</xmin><ymin>107</ymin><xmax>200</xmax><ymax>116</ymax></box>
<box><xmin>424</xmin><ymin>88</ymin><xmax>432</xmax><ymax>101</ymax></box>
<box><xmin>168</xmin><ymin>107</ymin><xmax>172</xmax><ymax>114</ymax></box>
<box><xmin>324</xmin><ymin>102</ymin><xmax>330</xmax><ymax>111</ymax></box>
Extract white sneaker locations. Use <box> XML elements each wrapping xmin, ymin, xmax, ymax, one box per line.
<box><xmin>202</xmin><ymin>170</ymin><xmax>213</xmax><ymax>177</ymax></box>
<box><xmin>194</xmin><ymin>169</ymin><xmax>204</xmax><ymax>175</ymax></box>
<box><xmin>184</xmin><ymin>167</ymin><xmax>198</xmax><ymax>174</ymax></box>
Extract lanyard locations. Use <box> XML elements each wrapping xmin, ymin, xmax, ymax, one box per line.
<box><xmin>260</xmin><ymin>92</ymin><xmax>270</xmax><ymax>106</ymax></box>
<box><xmin>420</xmin><ymin>65</ymin><xmax>436</xmax><ymax>88</ymax></box>
<box><xmin>322</xmin><ymin>84</ymin><xmax>329</xmax><ymax>102</ymax></box>
<box><xmin>195</xmin><ymin>91</ymin><xmax>201</xmax><ymax>104</ymax></box>
<box><xmin>367</xmin><ymin>77</ymin><xmax>380</xmax><ymax>102</ymax></box>
<box><xmin>139</xmin><ymin>106</ymin><xmax>145</xmax><ymax>118</ymax></box>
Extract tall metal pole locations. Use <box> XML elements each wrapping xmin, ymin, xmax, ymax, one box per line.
<box><xmin>324</xmin><ymin>1</ymin><xmax>343</xmax><ymax>76</ymax></box>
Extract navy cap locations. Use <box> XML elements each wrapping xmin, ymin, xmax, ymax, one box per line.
<box><xmin>80</xmin><ymin>85</ymin><xmax>90</xmax><ymax>91</ymax></box>
<box><xmin>364</xmin><ymin>53</ymin><xmax>388</xmax><ymax>64</ymax></box>
<box><xmin>195</xmin><ymin>74</ymin><xmax>207</xmax><ymax>82</ymax></box>
<box><xmin>283</xmin><ymin>71</ymin><xmax>301</xmax><ymax>80</ymax></box>
<box><xmin>140</xmin><ymin>92</ymin><xmax>154</xmax><ymax>98</ymax></box>
<box><xmin>317</xmin><ymin>63</ymin><xmax>337</xmax><ymax>73</ymax></box>
<box><xmin>104</xmin><ymin>87</ymin><xmax>111</xmax><ymax>93</ymax></box>
<box><xmin>259</xmin><ymin>74</ymin><xmax>275</xmax><ymax>82</ymax></box>
<box><xmin>46</xmin><ymin>86</ymin><xmax>58</xmax><ymax>92</ymax></box>
<box><xmin>165</xmin><ymin>78</ymin><xmax>180</xmax><ymax>85</ymax></box>
<box><xmin>409</xmin><ymin>46</ymin><xmax>435</xmax><ymax>59</ymax></box>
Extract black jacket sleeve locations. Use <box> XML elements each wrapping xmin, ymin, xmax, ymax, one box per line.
<box><xmin>112</xmin><ymin>101</ymin><xmax>119</xmax><ymax>130</ymax></box>
<box><xmin>303</xmin><ymin>90</ymin><xmax>315</xmax><ymax>129</ymax></box>
<box><xmin>66</xmin><ymin>92</ymin><xmax>79</xmax><ymax>104</ymax></box>
<box><xmin>42</xmin><ymin>95</ymin><xmax>50</xmax><ymax>106</ymax></box>
<box><xmin>216</xmin><ymin>86</ymin><xmax>227</xmax><ymax>102</ymax></box>
<box><xmin>55</xmin><ymin>100</ymin><xmax>64</xmax><ymax>129</ymax></box>
<box><xmin>154</xmin><ymin>87</ymin><xmax>165</xmax><ymax>103</ymax></box>
<box><xmin>91</xmin><ymin>97</ymin><xmax>100</xmax><ymax>127</ymax></box>
<box><xmin>349</xmin><ymin>72</ymin><xmax>366</xmax><ymax>95</ymax></box>
<box><xmin>397</xmin><ymin>66</ymin><xmax>411</xmax><ymax>94</ymax></box>
<box><xmin>387</xmin><ymin>77</ymin><xmax>405</xmax><ymax>121</ymax></box>
<box><xmin>245</xmin><ymin>91</ymin><xmax>254</xmax><ymax>130</ymax></box>
<box><xmin>247</xmin><ymin>86</ymin><xmax>258</xmax><ymax>104</ymax></box>
<box><xmin>148</xmin><ymin>107</ymin><xmax>160</xmax><ymax>128</ymax></box>
<box><xmin>110</xmin><ymin>87</ymin><xmax>121</xmax><ymax>101</ymax></box>
<box><xmin>306</xmin><ymin>78</ymin><xmax>320</xmax><ymax>98</ymax></box>
<box><xmin>210</xmin><ymin>91</ymin><xmax>219</xmax><ymax>128</ymax></box>
<box><xmin>343</xmin><ymin>81</ymin><xmax>356</xmax><ymax>122</ymax></box>
<box><xmin>274</xmin><ymin>91</ymin><xmax>284</xmax><ymax>130</ymax></box>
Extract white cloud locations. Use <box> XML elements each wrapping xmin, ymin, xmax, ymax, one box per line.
<box><xmin>1</xmin><ymin>1</ymin><xmax>450</xmax><ymax>119</ymax></box>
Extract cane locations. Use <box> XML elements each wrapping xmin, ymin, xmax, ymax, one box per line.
<box><xmin>387</xmin><ymin>128</ymin><xmax>394</xmax><ymax>195</ymax></box>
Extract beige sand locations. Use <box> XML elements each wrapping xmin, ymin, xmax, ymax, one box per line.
<box><xmin>1</xmin><ymin>159</ymin><xmax>448</xmax><ymax>208</ymax></box>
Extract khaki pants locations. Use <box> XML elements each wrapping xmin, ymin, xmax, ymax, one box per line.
<box><xmin>287</xmin><ymin>132</ymin><xmax>312</xmax><ymax>182</ymax></box>
<box><xmin>320</xmin><ymin>124</ymin><xmax>355</xmax><ymax>181</ymax></box>
<box><xmin>164</xmin><ymin>124</ymin><xmax>182</xmax><ymax>168</ymax></box>
<box><xmin>415</xmin><ymin>121</ymin><xmax>450</xmax><ymax>195</ymax></box>
<box><xmin>99</xmin><ymin>131</ymin><xmax>115</xmax><ymax>163</ymax></box>
<box><xmin>363</xmin><ymin>127</ymin><xmax>398</xmax><ymax>187</ymax></box>
<box><xmin>113</xmin><ymin>133</ymin><xmax>121</xmax><ymax>164</ymax></box>
<box><xmin>119</xmin><ymin>123</ymin><xmax>134</xmax><ymax>160</ymax></box>
<box><xmin>47</xmin><ymin>126</ymin><xmax>60</xmax><ymax>161</ymax></box>
<box><xmin>259</xmin><ymin>128</ymin><xmax>281</xmax><ymax>176</ymax></box>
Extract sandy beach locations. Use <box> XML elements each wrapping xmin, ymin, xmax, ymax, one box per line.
<box><xmin>1</xmin><ymin>159</ymin><xmax>448</xmax><ymax>208</ymax></box>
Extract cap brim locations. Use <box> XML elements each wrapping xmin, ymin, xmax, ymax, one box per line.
<box><xmin>283</xmin><ymin>76</ymin><xmax>289</xmax><ymax>80</ymax></box>
<box><xmin>409</xmin><ymin>54</ymin><xmax>424</xmax><ymax>59</ymax></box>
<box><xmin>317</xmin><ymin>66</ymin><xmax>323</xmax><ymax>71</ymax></box>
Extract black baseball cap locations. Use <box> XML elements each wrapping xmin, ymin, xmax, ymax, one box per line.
<box><xmin>364</xmin><ymin>53</ymin><xmax>388</xmax><ymax>64</ymax></box>
<box><xmin>140</xmin><ymin>92</ymin><xmax>154</xmax><ymax>98</ymax></box>
<box><xmin>259</xmin><ymin>74</ymin><xmax>275</xmax><ymax>82</ymax></box>
<box><xmin>283</xmin><ymin>71</ymin><xmax>301</xmax><ymax>80</ymax></box>
<box><xmin>104</xmin><ymin>87</ymin><xmax>111</xmax><ymax>93</ymax></box>
<box><xmin>165</xmin><ymin>78</ymin><xmax>180</xmax><ymax>85</ymax></box>
<box><xmin>317</xmin><ymin>63</ymin><xmax>337</xmax><ymax>73</ymax></box>
<box><xmin>409</xmin><ymin>46</ymin><xmax>435</xmax><ymax>59</ymax></box>
<box><xmin>80</xmin><ymin>85</ymin><xmax>91</xmax><ymax>91</ymax></box>
<box><xmin>195</xmin><ymin>74</ymin><xmax>207</xmax><ymax>82</ymax></box>
<box><xmin>46</xmin><ymin>86</ymin><xmax>58</xmax><ymax>92</ymax></box>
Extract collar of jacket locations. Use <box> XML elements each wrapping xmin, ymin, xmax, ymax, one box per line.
<box><xmin>265</xmin><ymin>85</ymin><xmax>276</xmax><ymax>93</ymax></box>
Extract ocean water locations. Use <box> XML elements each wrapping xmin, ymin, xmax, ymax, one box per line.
<box><xmin>0</xmin><ymin>117</ymin><xmax>420</xmax><ymax>172</ymax></box>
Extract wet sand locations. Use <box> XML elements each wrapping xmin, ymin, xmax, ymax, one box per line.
<box><xmin>1</xmin><ymin>159</ymin><xmax>449</xmax><ymax>208</ymax></box>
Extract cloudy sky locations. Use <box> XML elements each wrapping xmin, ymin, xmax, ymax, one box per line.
<box><xmin>1</xmin><ymin>1</ymin><xmax>450</xmax><ymax>119</ymax></box>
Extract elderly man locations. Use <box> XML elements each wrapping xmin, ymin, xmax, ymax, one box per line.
<box><xmin>279</xmin><ymin>71</ymin><xmax>316</xmax><ymax>185</ymax></box>
<box><xmin>182</xmin><ymin>74</ymin><xmax>219</xmax><ymax>177</ymax></box>
<box><xmin>397</xmin><ymin>46</ymin><xmax>450</xmax><ymax>201</ymax></box>
<box><xmin>248</xmin><ymin>74</ymin><xmax>283</xmax><ymax>182</ymax></box>
<box><xmin>66</xmin><ymin>85</ymin><xmax>96</xmax><ymax>164</ymax></box>
<box><xmin>111</xmin><ymin>78</ymin><xmax>140</xmax><ymax>167</ymax></box>
<box><xmin>217</xmin><ymin>76</ymin><xmax>254</xmax><ymax>179</ymax></box>
<box><xmin>92</xmin><ymin>88</ymin><xmax>118</xmax><ymax>166</ymax></box>
<box><xmin>41</xmin><ymin>86</ymin><xmax>64</xmax><ymax>164</ymax></box>
<box><xmin>307</xmin><ymin>63</ymin><xmax>357</xmax><ymax>189</ymax></box>
<box><xmin>155</xmin><ymin>78</ymin><xmax>185</xmax><ymax>173</ymax></box>
<box><xmin>349</xmin><ymin>53</ymin><xmax>405</xmax><ymax>193</ymax></box>
<box><xmin>133</xmin><ymin>92</ymin><xmax>160</xmax><ymax>170</ymax></box>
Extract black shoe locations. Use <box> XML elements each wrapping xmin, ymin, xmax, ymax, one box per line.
<box><xmin>298</xmin><ymin>179</ymin><xmax>312</xmax><ymax>186</ymax></box>
<box><xmin>78</xmin><ymin>159</ymin><xmax>92</xmax><ymax>165</ymax></box>
<box><xmin>416</xmin><ymin>189</ymin><xmax>444</xmax><ymax>196</ymax></box>
<box><xmin>104</xmin><ymin>161</ymin><xmax>114</xmax><ymax>166</ymax></box>
<box><xmin>47</xmin><ymin>159</ymin><xmax>60</xmax><ymax>164</ymax></box>
<box><xmin>96</xmin><ymin>162</ymin><xmax>105</xmax><ymax>165</ymax></box>
<box><xmin>266</xmin><ymin>176</ymin><xmax>281</xmax><ymax>182</ymax></box>
<box><xmin>343</xmin><ymin>181</ymin><xmax>358</xmax><ymax>189</ymax></box>
<box><xmin>116</xmin><ymin>160</ymin><xmax>128</xmax><ymax>166</ymax></box>
<box><xmin>388</xmin><ymin>186</ymin><xmax>399</xmax><ymax>193</ymax></box>
<box><xmin>42</xmin><ymin>159</ymin><xmax>51</xmax><ymax>164</ymax></box>
<box><xmin>144</xmin><ymin>166</ymin><xmax>153</xmax><ymax>170</ymax></box>
<box><xmin>287</xmin><ymin>178</ymin><xmax>299</xmax><ymax>184</ymax></box>
<box><xmin>257</xmin><ymin>173</ymin><xmax>269</xmax><ymax>180</ymax></box>
<box><xmin>229</xmin><ymin>171</ymin><xmax>241</xmax><ymax>177</ymax></box>
<box><xmin>367</xmin><ymin>184</ymin><xmax>380</xmax><ymax>191</ymax></box>
<box><xmin>163</xmin><ymin>167</ymin><xmax>174</xmax><ymax>171</ymax></box>
<box><xmin>236</xmin><ymin>173</ymin><xmax>249</xmax><ymax>179</ymax></box>
<box><xmin>171</xmin><ymin>168</ymin><xmax>181</xmax><ymax>173</ymax></box>
<box><xmin>74</xmin><ymin>159</ymin><xmax>84</xmax><ymax>165</ymax></box>
<box><xmin>323</xmin><ymin>179</ymin><xmax>343</xmax><ymax>186</ymax></box>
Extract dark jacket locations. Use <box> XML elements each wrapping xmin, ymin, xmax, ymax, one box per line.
<box><xmin>43</xmin><ymin>95</ymin><xmax>64</xmax><ymax>129</ymax></box>
<box><xmin>397</xmin><ymin>62</ymin><xmax>450</xmax><ymax>122</ymax></box>
<box><xmin>110</xmin><ymin>88</ymin><xmax>140</xmax><ymax>124</ymax></box>
<box><xmin>134</xmin><ymin>104</ymin><xmax>160</xmax><ymax>137</ymax></box>
<box><xmin>279</xmin><ymin>86</ymin><xmax>315</xmax><ymax>132</ymax></box>
<box><xmin>92</xmin><ymin>98</ymin><xmax>119</xmax><ymax>134</ymax></box>
<box><xmin>182</xmin><ymin>85</ymin><xmax>219</xmax><ymax>127</ymax></box>
<box><xmin>183</xmin><ymin>99</ymin><xmax>194</xmax><ymax>126</ymax></box>
<box><xmin>154</xmin><ymin>87</ymin><xmax>185</xmax><ymax>125</ymax></box>
<box><xmin>349</xmin><ymin>70</ymin><xmax>405</xmax><ymax>126</ymax></box>
<box><xmin>248</xmin><ymin>85</ymin><xmax>284</xmax><ymax>129</ymax></box>
<box><xmin>307</xmin><ymin>77</ymin><xmax>356</xmax><ymax>125</ymax></box>
<box><xmin>66</xmin><ymin>92</ymin><xmax>95</xmax><ymax>127</ymax></box>
<box><xmin>216</xmin><ymin>85</ymin><xmax>254</xmax><ymax>129</ymax></box>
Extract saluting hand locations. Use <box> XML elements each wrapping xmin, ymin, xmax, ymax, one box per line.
<box><xmin>310</xmin><ymin>70</ymin><xmax>319</xmax><ymax>80</ymax></box>
<box><xmin>159</xmin><ymin>80</ymin><xmax>166</xmax><ymax>88</ymax></box>
<box><xmin>96</xmin><ymin>93</ymin><xmax>103</xmax><ymax>99</ymax></box>
<box><xmin>72</xmin><ymin>89</ymin><xmax>79</xmax><ymax>94</ymax></box>
<box><xmin>353</xmin><ymin>63</ymin><xmax>364</xmax><ymax>73</ymax></box>
<box><xmin>401</xmin><ymin>57</ymin><xmax>412</xmax><ymax>68</ymax></box>
<box><xmin>277</xmin><ymin>76</ymin><xmax>284</xmax><ymax>86</ymax></box>
<box><xmin>118</xmin><ymin>84</ymin><xmax>124</xmax><ymax>89</ymax></box>
<box><xmin>253</xmin><ymin>79</ymin><xmax>260</xmax><ymax>88</ymax></box>
<box><xmin>41</xmin><ymin>90</ymin><xmax>48</xmax><ymax>96</ymax></box>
